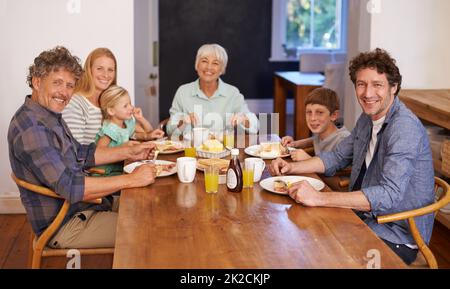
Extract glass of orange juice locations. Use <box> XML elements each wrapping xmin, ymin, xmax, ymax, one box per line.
<box><xmin>223</xmin><ymin>127</ymin><xmax>234</xmax><ymax>149</ymax></box>
<box><xmin>243</xmin><ymin>161</ymin><xmax>254</xmax><ymax>188</ymax></box>
<box><xmin>205</xmin><ymin>165</ymin><xmax>219</xmax><ymax>193</ymax></box>
<box><xmin>184</xmin><ymin>131</ymin><xmax>196</xmax><ymax>157</ymax></box>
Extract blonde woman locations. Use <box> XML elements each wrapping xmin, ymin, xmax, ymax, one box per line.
<box><xmin>63</xmin><ymin>48</ymin><xmax>163</xmax><ymax>144</ymax></box>
<box><xmin>166</xmin><ymin>43</ymin><xmax>258</xmax><ymax>136</ymax></box>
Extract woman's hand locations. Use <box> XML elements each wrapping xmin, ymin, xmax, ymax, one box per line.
<box><xmin>179</xmin><ymin>112</ymin><xmax>199</xmax><ymax>127</ymax></box>
<box><xmin>230</xmin><ymin>113</ymin><xmax>249</xmax><ymax>128</ymax></box>
<box><xmin>149</xmin><ymin>129</ymin><xmax>165</xmax><ymax>140</ymax></box>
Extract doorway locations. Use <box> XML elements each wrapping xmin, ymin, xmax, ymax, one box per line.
<box><xmin>134</xmin><ymin>0</ymin><xmax>159</xmax><ymax>127</ymax></box>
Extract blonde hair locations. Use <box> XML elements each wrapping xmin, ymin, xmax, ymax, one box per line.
<box><xmin>99</xmin><ymin>85</ymin><xmax>129</xmax><ymax>120</ymax></box>
<box><xmin>75</xmin><ymin>48</ymin><xmax>117</xmax><ymax>97</ymax></box>
<box><xmin>195</xmin><ymin>44</ymin><xmax>228</xmax><ymax>75</ymax></box>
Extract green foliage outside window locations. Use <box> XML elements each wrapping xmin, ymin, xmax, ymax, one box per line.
<box><xmin>286</xmin><ymin>0</ymin><xmax>339</xmax><ymax>49</ymax></box>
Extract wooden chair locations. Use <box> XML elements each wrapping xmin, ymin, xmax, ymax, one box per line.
<box><xmin>11</xmin><ymin>173</ymin><xmax>114</xmax><ymax>269</ymax></box>
<box><xmin>377</xmin><ymin>177</ymin><xmax>450</xmax><ymax>269</ymax></box>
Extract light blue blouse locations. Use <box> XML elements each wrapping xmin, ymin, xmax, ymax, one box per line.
<box><xmin>166</xmin><ymin>79</ymin><xmax>258</xmax><ymax>136</ymax></box>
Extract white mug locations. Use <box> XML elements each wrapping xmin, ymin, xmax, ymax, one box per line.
<box><xmin>244</xmin><ymin>157</ymin><xmax>266</xmax><ymax>182</ymax></box>
<box><xmin>192</xmin><ymin>127</ymin><xmax>209</xmax><ymax>147</ymax></box>
<box><xmin>176</xmin><ymin>157</ymin><xmax>197</xmax><ymax>183</ymax></box>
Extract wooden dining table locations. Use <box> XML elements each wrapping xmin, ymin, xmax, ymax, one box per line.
<box><xmin>113</xmin><ymin>144</ymin><xmax>407</xmax><ymax>269</ymax></box>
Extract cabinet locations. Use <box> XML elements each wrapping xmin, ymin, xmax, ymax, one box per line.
<box><xmin>399</xmin><ymin>89</ymin><xmax>450</xmax><ymax>229</ymax></box>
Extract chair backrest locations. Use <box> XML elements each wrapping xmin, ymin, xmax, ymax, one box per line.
<box><xmin>11</xmin><ymin>173</ymin><xmax>105</xmax><ymax>268</ymax></box>
<box><xmin>377</xmin><ymin>177</ymin><xmax>450</xmax><ymax>268</ymax></box>
<box><xmin>299</xmin><ymin>52</ymin><xmax>346</xmax><ymax>73</ymax></box>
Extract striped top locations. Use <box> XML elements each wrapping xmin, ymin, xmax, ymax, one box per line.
<box><xmin>62</xmin><ymin>94</ymin><xmax>103</xmax><ymax>145</ymax></box>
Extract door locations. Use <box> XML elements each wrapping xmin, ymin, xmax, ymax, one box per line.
<box><xmin>134</xmin><ymin>0</ymin><xmax>160</xmax><ymax>127</ymax></box>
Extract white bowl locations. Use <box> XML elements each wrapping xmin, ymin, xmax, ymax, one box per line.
<box><xmin>196</xmin><ymin>149</ymin><xmax>230</xmax><ymax>159</ymax></box>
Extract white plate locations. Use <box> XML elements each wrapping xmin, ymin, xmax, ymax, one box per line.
<box><xmin>244</xmin><ymin>145</ymin><xmax>291</xmax><ymax>159</ymax></box>
<box><xmin>123</xmin><ymin>160</ymin><xmax>177</xmax><ymax>177</ymax></box>
<box><xmin>153</xmin><ymin>140</ymin><xmax>184</xmax><ymax>154</ymax></box>
<box><xmin>260</xmin><ymin>176</ymin><xmax>325</xmax><ymax>195</ymax></box>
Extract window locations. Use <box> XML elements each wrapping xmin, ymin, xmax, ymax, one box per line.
<box><xmin>271</xmin><ymin>0</ymin><xmax>347</xmax><ymax>61</ymax></box>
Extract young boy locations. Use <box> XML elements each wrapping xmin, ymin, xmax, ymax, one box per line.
<box><xmin>281</xmin><ymin>87</ymin><xmax>350</xmax><ymax>161</ymax></box>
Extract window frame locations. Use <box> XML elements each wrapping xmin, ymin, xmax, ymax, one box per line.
<box><xmin>270</xmin><ymin>0</ymin><xmax>348</xmax><ymax>62</ymax></box>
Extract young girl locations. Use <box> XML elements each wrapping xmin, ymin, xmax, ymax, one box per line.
<box><xmin>95</xmin><ymin>85</ymin><xmax>163</xmax><ymax>175</ymax></box>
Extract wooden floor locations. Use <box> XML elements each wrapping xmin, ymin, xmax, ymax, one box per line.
<box><xmin>0</xmin><ymin>213</ymin><xmax>449</xmax><ymax>269</ymax></box>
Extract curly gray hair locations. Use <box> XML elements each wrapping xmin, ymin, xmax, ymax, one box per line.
<box><xmin>27</xmin><ymin>46</ymin><xmax>82</xmax><ymax>88</ymax></box>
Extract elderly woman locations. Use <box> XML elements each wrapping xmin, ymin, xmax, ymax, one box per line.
<box><xmin>166</xmin><ymin>44</ymin><xmax>258</xmax><ymax>137</ymax></box>
<box><xmin>63</xmin><ymin>48</ymin><xmax>163</xmax><ymax>144</ymax></box>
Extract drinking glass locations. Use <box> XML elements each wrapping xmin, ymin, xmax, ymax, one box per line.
<box><xmin>243</xmin><ymin>162</ymin><xmax>254</xmax><ymax>188</ymax></box>
<box><xmin>204</xmin><ymin>165</ymin><xmax>219</xmax><ymax>194</ymax></box>
<box><xmin>223</xmin><ymin>127</ymin><xmax>235</xmax><ymax>149</ymax></box>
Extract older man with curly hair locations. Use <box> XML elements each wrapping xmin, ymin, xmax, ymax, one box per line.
<box><xmin>8</xmin><ymin>46</ymin><xmax>157</xmax><ymax>249</ymax></box>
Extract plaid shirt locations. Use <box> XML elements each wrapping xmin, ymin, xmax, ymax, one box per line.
<box><xmin>8</xmin><ymin>96</ymin><xmax>110</xmax><ymax>236</ymax></box>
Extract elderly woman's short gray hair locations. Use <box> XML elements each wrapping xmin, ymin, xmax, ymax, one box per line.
<box><xmin>194</xmin><ymin>44</ymin><xmax>228</xmax><ymax>75</ymax></box>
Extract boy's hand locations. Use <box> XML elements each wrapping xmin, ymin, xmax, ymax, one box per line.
<box><xmin>281</xmin><ymin>136</ymin><xmax>294</xmax><ymax>147</ymax></box>
<box><xmin>290</xmin><ymin>149</ymin><xmax>310</xmax><ymax>161</ymax></box>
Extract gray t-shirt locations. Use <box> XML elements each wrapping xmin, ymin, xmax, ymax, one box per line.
<box><xmin>313</xmin><ymin>127</ymin><xmax>350</xmax><ymax>154</ymax></box>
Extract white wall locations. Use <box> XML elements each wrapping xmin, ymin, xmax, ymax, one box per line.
<box><xmin>370</xmin><ymin>0</ymin><xmax>450</xmax><ymax>89</ymax></box>
<box><xmin>343</xmin><ymin>0</ymin><xmax>450</xmax><ymax>129</ymax></box>
<box><xmin>0</xmin><ymin>0</ymin><xmax>135</xmax><ymax>204</ymax></box>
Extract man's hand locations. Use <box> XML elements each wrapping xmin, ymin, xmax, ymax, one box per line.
<box><xmin>127</xmin><ymin>141</ymin><xmax>155</xmax><ymax>161</ymax></box>
<box><xmin>129</xmin><ymin>163</ymin><xmax>156</xmax><ymax>187</ymax></box>
<box><xmin>269</xmin><ymin>157</ymin><xmax>292</xmax><ymax>176</ymax></box>
<box><xmin>288</xmin><ymin>180</ymin><xmax>322</xmax><ymax>207</ymax></box>
<box><xmin>281</xmin><ymin>136</ymin><xmax>294</xmax><ymax>147</ymax></box>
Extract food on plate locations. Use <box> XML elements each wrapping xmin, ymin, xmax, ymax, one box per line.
<box><xmin>198</xmin><ymin>158</ymin><xmax>229</xmax><ymax>174</ymax></box>
<box><xmin>259</xmin><ymin>142</ymin><xmax>288</xmax><ymax>158</ymax></box>
<box><xmin>155</xmin><ymin>163</ymin><xmax>175</xmax><ymax>176</ymax></box>
<box><xmin>199</xmin><ymin>139</ymin><xmax>224</xmax><ymax>152</ymax></box>
<box><xmin>273</xmin><ymin>179</ymin><xmax>291</xmax><ymax>193</ymax></box>
<box><xmin>154</xmin><ymin>140</ymin><xmax>182</xmax><ymax>152</ymax></box>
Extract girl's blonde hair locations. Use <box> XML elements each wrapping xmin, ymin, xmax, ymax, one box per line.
<box><xmin>75</xmin><ymin>47</ymin><xmax>117</xmax><ymax>97</ymax></box>
<box><xmin>99</xmin><ymin>85</ymin><xmax>129</xmax><ymax>120</ymax></box>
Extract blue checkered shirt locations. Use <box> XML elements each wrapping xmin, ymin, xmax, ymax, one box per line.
<box><xmin>8</xmin><ymin>96</ymin><xmax>110</xmax><ymax>236</ymax></box>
